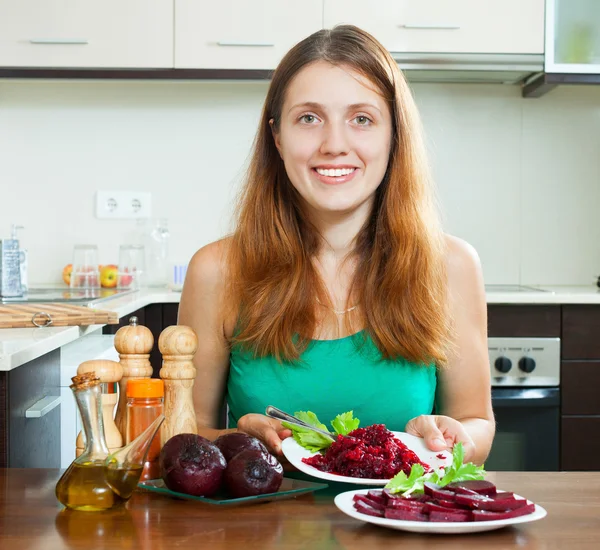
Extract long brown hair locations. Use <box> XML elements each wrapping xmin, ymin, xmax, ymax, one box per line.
<box><xmin>227</xmin><ymin>25</ymin><xmax>450</xmax><ymax>366</ymax></box>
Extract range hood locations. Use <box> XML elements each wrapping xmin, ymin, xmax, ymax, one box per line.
<box><xmin>392</xmin><ymin>52</ymin><xmax>545</xmax><ymax>85</ymax></box>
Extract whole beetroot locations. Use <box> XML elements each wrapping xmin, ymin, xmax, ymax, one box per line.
<box><xmin>224</xmin><ymin>449</ymin><xmax>284</xmax><ymax>498</ymax></box>
<box><xmin>159</xmin><ymin>433</ymin><xmax>226</xmax><ymax>497</ymax></box>
<box><xmin>214</xmin><ymin>432</ymin><xmax>268</xmax><ymax>462</ymax></box>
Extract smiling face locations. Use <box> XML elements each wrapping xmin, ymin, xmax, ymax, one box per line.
<box><xmin>272</xmin><ymin>61</ymin><xmax>393</xmax><ymax>219</ymax></box>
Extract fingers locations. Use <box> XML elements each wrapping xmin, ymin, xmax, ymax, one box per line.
<box><xmin>408</xmin><ymin>415</ymin><xmax>448</xmax><ymax>452</ymax></box>
<box><xmin>236</xmin><ymin>414</ymin><xmax>288</xmax><ymax>456</ymax></box>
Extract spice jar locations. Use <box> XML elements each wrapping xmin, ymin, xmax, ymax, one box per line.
<box><xmin>126</xmin><ymin>378</ymin><xmax>164</xmax><ymax>481</ymax></box>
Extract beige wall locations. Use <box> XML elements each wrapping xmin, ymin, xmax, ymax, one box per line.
<box><xmin>1</xmin><ymin>79</ymin><xmax>599</xmax><ymax>286</ymax></box>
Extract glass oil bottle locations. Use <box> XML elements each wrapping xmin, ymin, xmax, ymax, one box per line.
<box><xmin>55</xmin><ymin>372</ymin><xmax>164</xmax><ymax>511</ymax></box>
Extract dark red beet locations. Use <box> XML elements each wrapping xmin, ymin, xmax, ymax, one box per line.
<box><xmin>429</xmin><ymin>510</ymin><xmax>471</xmax><ymax>522</ymax></box>
<box><xmin>384</xmin><ymin>508</ymin><xmax>429</xmax><ymax>521</ymax></box>
<box><xmin>353</xmin><ymin>494</ymin><xmax>385</xmax><ymax>511</ymax></box>
<box><xmin>302</xmin><ymin>424</ymin><xmax>430</xmax><ymax>479</ymax></box>
<box><xmin>366</xmin><ymin>490</ymin><xmax>386</xmax><ymax>505</ymax></box>
<box><xmin>160</xmin><ymin>433</ymin><xmax>226</xmax><ymax>497</ymax></box>
<box><xmin>472</xmin><ymin>503</ymin><xmax>535</xmax><ymax>521</ymax></box>
<box><xmin>224</xmin><ymin>449</ymin><xmax>283</xmax><ymax>498</ymax></box>
<box><xmin>355</xmin><ymin>499</ymin><xmax>385</xmax><ymax>517</ymax></box>
<box><xmin>446</xmin><ymin>480</ymin><xmax>497</xmax><ymax>496</ymax></box>
<box><xmin>424</xmin><ymin>482</ymin><xmax>456</xmax><ymax>501</ymax></box>
<box><xmin>214</xmin><ymin>432</ymin><xmax>267</xmax><ymax>462</ymax></box>
<box><xmin>387</xmin><ymin>499</ymin><xmax>426</xmax><ymax>512</ymax></box>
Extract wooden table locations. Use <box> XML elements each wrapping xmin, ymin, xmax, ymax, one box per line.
<box><xmin>0</xmin><ymin>470</ymin><xmax>598</xmax><ymax>549</ymax></box>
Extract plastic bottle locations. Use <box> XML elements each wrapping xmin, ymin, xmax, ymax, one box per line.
<box><xmin>125</xmin><ymin>379</ymin><xmax>164</xmax><ymax>481</ymax></box>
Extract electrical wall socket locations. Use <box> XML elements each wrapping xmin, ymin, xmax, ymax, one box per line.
<box><xmin>95</xmin><ymin>191</ymin><xmax>152</xmax><ymax>219</ymax></box>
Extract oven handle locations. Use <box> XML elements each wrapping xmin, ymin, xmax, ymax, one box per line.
<box><xmin>491</xmin><ymin>387</ymin><xmax>560</xmax><ymax>408</ymax></box>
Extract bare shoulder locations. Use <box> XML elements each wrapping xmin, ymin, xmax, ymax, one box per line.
<box><xmin>186</xmin><ymin>238</ymin><xmax>230</xmax><ymax>290</ymax></box>
<box><xmin>443</xmin><ymin>234</ymin><xmax>485</xmax><ymax>299</ymax></box>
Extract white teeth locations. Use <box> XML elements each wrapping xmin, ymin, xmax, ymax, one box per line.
<box><xmin>315</xmin><ymin>167</ymin><xmax>356</xmax><ymax>177</ymax></box>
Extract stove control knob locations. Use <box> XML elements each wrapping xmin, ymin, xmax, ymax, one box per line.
<box><xmin>519</xmin><ymin>357</ymin><xmax>536</xmax><ymax>373</ymax></box>
<box><xmin>494</xmin><ymin>357</ymin><xmax>512</xmax><ymax>373</ymax></box>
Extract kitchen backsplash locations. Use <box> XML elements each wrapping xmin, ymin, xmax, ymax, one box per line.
<box><xmin>0</xmin><ymin>79</ymin><xmax>599</xmax><ymax>286</ymax></box>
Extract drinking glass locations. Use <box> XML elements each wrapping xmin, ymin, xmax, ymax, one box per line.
<box><xmin>70</xmin><ymin>245</ymin><xmax>100</xmax><ymax>289</ymax></box>
<box><xmin>118</xmin><ymin>245</ymin><xmax>145</xmax><ymax>289</ymax></box>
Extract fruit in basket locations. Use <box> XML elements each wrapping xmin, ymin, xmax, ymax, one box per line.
<box><xmin>62</xmin><ymin>264</ymin><xmax>73</xmax><ymax>286</ymax></box>
<box><xmin>159</xmin><ymin>434</ymin><xmax>227</xmax><ymax>497</ymax></box>
<box><xmin>100</xmin><ymin>264</ymin><xmax>118</xmax><ymax>288</ymax></box>
<box><xmin>214</xmin><ymin>432</ymin><xmax>268</xmax><ymax>462</ymax></box>
<box><xmin>223</xmin><ymin>449</ymin><xmax>283</xmax><ymax>498</ymax></box>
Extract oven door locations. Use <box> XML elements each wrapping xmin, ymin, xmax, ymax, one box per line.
<box><xmin>485</xmin><ymin>387</ymin><xmax>560</xmax><ymax>472</ymax></box>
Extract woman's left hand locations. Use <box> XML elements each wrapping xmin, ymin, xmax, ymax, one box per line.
<box><xmin>405</xmin><ymin>414</ymin><xmax>476</xmax><ymax>462</ymax></box>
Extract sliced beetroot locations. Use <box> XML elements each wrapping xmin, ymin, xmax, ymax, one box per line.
<box><xmin>429</xmin><ymin>510</ymin><xmax>471</xmax><ymax>522</ymax></box>
<box><xmin>455</xmin><ymin>493</ymin><xmax>529</xmax><ymax>511</ymax></box>
<box><xmin>494</xmin><ymin>491</ymin><xmax>515</xmax><ymax>499</ymax></box>
<box><xmin>434</xmin><ymin>499</ymin><xmax>458</xmax><ymax>508</ymax></box>
<box><xmin>446</xmin><ymin>480</ymin><xmax>497</xmax><ymax>496</ymax></box>
<box><xmin>354</xmin><ymin>499</ymin><xmax>385</xmax><ymax>517</ymax></box>
<box><xmin>367</xmin><ymin>490</ymin><xmax>386</xmax><ymax>505</ymax></box>
<box><xmin>423</xmin><ymin>501</ymin><xmax>468</xmax><ymax>514</ymax></box>
<box><xmin>424</xmin><ymin>482</ymin><xmax>456</xmax><ymax>501</ymax></box>
<box><xmin>448</xmin><ymin>486</ymin><xmax>479</xmax><ymax>496</ymax></box>
<box><xmin>472</xmin><ymin>502</ymin><xmax>535</xmax><ymax>521</ymax></box>
<box><xmin>387</xmin><ymin>499</ymin><xmax>426</xmax><ymax>512</ymax></box>
<box><xmin>385</xmin><ymin>508</ymin><xmax>429</xmax><ymax>522</ymax></box>
<box><xmin>383</xmin><ymin>489</ymin><xmax>424</xmax><ymax>501</ymax></box>
<box><xmin>353</xmin><ymin>494</ymin><xmax>385</xmax><ymax>511</ymax></box>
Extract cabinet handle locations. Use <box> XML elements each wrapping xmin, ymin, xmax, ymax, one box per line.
<box><xmin>217</xmin><ymin>41</ymin><xmax>275</xmax><ymax>48</ymax></box>
<box><xmin>29</xmin><ymin>39</ymin><xmax>89</xmax><ymax>45</ymax></box>
<box><xmin>399</xmin><ymin>24</ymin><xmax>460</xmax><ymax>30</ymax></box>
<box><xmin>25</xmin><ymin>395</ymin><xmax>61</xmax><ymax>418</ymax></box>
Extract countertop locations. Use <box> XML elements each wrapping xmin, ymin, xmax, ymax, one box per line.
<box><xmin>0</xmin><ymin>469</ymin><xmax>598</xmax><ymax>550</ymax></box>
<box><xmin>1</xmin><ymin>285</ymin><xmax>600</xmax><ymax>371</ymax></box>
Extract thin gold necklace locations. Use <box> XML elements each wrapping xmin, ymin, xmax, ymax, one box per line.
<box><xmin>316</xmin><ymin>297</ymin><xmax>360</xmax><ymax>315</ymax></box>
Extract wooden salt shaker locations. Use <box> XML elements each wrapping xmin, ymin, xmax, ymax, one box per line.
<box><xmin>75</xmin><ymin>359</ymin><xmax>123</xmax><ymax>456</ymax></box>
<box><xmin>159</xmin><ymin>325</ymin><xmax>199</xmax><ymax>445</ymax></box>
<box><xmin>113</xmin><ymin>316</ymin><xmax>154</xmax><ymax>439</ymax></box>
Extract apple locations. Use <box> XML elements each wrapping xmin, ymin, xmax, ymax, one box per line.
<box><xmin>100</xmin><ymin>264</ymin><xmax>118</xmax><ymax>288</ymax></box>
<box><xmin>62</xmin><ymin>264</ymin><xmax>73</xmax><ymax>286</ymax></box>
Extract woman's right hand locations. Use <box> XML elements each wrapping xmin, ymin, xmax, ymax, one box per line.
<box><xmin>236</xmin><ymin>413</ymin><xmax>292</xmax><ymax>457</ymax></box>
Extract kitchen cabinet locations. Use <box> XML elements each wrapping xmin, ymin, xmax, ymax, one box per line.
<box><xmin>174</xmin><ymin>0</ymin><xmax>322</xmax><ymax>70</ymax></box>
<box><xmin>545</xmin><ymin>0</ymin><xmax>600</xmax><ymax>73</ymax></box>
<box><xmin>0</xmin><ymin>349</ymin><xmax>61</xmax><ymax>468</ymax></box>
<box><xmin>323</xmin><ymin>0</ymin><xmax>544</xmax><ymax>55</ymax></box>
<box><xmin>0</xmin><ymin>0</ymin><xmax>173</xmax><ymax>68</ymax></box>
<box><xmin>560</xmin><ymin>305</ymin><xmax>600</xmax><ymax>470</ymax></box>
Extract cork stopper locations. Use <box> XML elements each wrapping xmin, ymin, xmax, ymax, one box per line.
<box><xmin>158</xmin><ymin>325</ymin><xmax>198</xmax><ymax>357</ymax></box>
<box><xmin>70</xmin><ymin>371</ymin><xmax>100</xmax><ymax>390</ymax></box>
<box><xmin>77</xmin><ymin>360</ymin><xmax>123</xmax><ymax>384</ymax></box>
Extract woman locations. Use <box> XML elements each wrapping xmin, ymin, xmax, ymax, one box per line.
<box><xmin>179</xmin><ymin>25</ymin><xmax>495</xmax><ymax>465</ymax></box>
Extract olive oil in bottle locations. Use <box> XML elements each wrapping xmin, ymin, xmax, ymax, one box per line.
<box><xmin>104</xmin><ymin>462</ymin><xmax>144</xmax><ymax>499</ymax></box>
<box><xmin>55</xmin><ymin>461</ymin><xmax>121</xmax><ymax>512</ymax></box>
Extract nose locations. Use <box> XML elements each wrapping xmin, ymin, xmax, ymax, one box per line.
<box><xmin>319</xmin><ymin>122</ymin><xmax>350</xmax><ymax>157</ymax></box>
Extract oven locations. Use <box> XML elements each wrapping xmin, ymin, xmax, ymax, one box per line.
<box><xmin>485</xmin><ymin>337</ymin><xmax>561</xmax><ymax>471</ymax></box>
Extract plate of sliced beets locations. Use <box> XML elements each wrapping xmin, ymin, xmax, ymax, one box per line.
<box><xmin>282</xmin><ymin>427</ymin><xmax>452</xmax><ymax>485</ymax></box>
<box><xmin>334</xmin><ymin>480</ymin><xmax>547</xmax><ymax>534</ymax></box>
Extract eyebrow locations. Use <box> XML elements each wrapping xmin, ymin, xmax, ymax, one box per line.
<box><xmin>287</xmin><ymin>101</ymin><xmax>382</xmax><ymax>115</ymax></box>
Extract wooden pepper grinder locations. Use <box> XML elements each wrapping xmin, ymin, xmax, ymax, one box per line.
<box><xmin>159</xmin><ymin>325</ymin><xmax>199</xmax><ymax>445</ymax></box>
<box><xmin>75</xmin><ymin>360</ymin><xmax>123</xmax><ymax>456</ymax></box>
<box><xmin>113</xmin><ymin>316</ymin><xmax>154</xmax><ymax>439</ymax></box>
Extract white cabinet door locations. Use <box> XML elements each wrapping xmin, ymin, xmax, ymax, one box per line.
<box><xmin>175</xmin><ymin>0</ymin><xmax>323</xmax><ymax>70</ymax></box>
<box><xmin>324</xmin><ymin>0</ymin><xmax>545</xmax><ymax>54</ymax></box>
<box><xmin>0</xmin><ymin>0</ymin><xmax>173</xmax><ymax>68</ymax></box>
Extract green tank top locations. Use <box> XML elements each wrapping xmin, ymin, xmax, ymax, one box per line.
<box><xmin>226</xmin><ymin>331</ymin><xmax>437</xmax><ymax>432</ymax></box>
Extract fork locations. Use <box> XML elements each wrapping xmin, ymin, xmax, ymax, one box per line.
<box><xmin>265</xmin><ymin>405</ymin><xmax>336</xmax><ymax>442</ymax></box>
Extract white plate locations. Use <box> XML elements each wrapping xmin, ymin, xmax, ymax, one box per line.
<box><xmin>334</xmin><ymin>488</ymin><xmax>547</xmax><ymax>534</ymax></box>
<box><xmin>281</xmin><ymin>431</ymin><xmax>451</xmax><ymax>485</ymax></box>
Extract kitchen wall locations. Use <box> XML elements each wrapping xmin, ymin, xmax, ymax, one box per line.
<box><xmin>1</xmin><ymin>79</ymin><xmax>599</xmax><ymax>286</ymax></box>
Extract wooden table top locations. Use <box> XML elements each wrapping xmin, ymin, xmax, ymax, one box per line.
<box><xmin>0</xmin><ymin>470</ymin><xmax>599</xmax><ymax>550</ymax></box>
